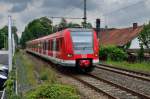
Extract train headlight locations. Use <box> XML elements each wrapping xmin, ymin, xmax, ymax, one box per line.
<box><xmin>95</xmin><ymin>54</ymin><xmax>98</xmax><ymax>57</ymax></box>
<box><xmin>67</xmin><ymin>54</ymin><xmax>73</xmax><ymax>58</ymax></box>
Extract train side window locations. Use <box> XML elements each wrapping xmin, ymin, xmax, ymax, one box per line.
<box><xmin>48</xmin><ymin>40</ymin><xmax>51</xmax><ymax>50</ymax></box>
<box><xmin>50</xmin><ymin>40</ymin><xmax>53</xmax><ymax>51</ymax></box>
<box><xmin>56</xmin><ymin>39</ymin><xmax>59</xmax><ymax>51</ymax></box>
<box><xmin>60</xmin><ymin>38</ymin><xmax>63</xmax><ymax>49</ymax></box>
<box><xmin>42</xmin><ymin>42</ymin><xmax>44</xmax><ymax>50</ymax></box>
<box><xmin>44</xmin><ymin>41</ymin><xmax>47</xmax><ymax>50</ymax></box>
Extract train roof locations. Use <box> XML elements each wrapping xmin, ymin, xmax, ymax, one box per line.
<box><xmin>26</xmin><ymin>28</ymin><xmax>94</xmax><ymax>44</ymax></box>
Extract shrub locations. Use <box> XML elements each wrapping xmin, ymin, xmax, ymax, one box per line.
<box><xmin>138</xmin><ymin>44</ymin><xmax>144</xmax><ymax>62</ymax></box>
<box><xmin>25</xmin><ymin>84</ymin><xmax>80</xmax><ymax>99</ymax></box>
<box><xmin>99</xmin><ymin>45</ymin><xmax>127</xmax><ymax>61</ymax></box>
<box><xmin>40</xmin><ymin>71</ymin><xmax>48</xmax><ymax>81</ymax></box>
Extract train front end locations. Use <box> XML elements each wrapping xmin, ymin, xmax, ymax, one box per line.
<box><xmin>65</xmin><ymin>28</ymin><xmax>99</xmax><ymax>72</ymax></box>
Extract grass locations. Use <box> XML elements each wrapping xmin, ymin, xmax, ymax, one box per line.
<box><xmin>21</xmin><ymin>53</ymin><xmax>37</xmax><ymax>86</ymax></box>
<box><xmin>104</xmin><ymin>60</ymin><xmax>150</xmax><ymax>73</ymax></box>
<box><xmin>38</xmin><ymin>64</ymin><xmax>57</xmax><ymax>84</ymax></box>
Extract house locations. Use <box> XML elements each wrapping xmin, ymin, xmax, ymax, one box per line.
<box><xmin>97</xmin><ymin>23</ymin><xmax>143</xmax><ymax>49</ymax></box>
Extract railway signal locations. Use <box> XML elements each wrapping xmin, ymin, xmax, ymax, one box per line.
<box><xmin>96</xmin><ymin>19</ymin><xmax>101</xmax><ymax>39</ymax></box>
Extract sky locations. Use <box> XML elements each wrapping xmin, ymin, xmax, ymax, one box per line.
<box><xmin>0</xmin><ymin>0</ymin><xmax>150</xmax><ymax>37</ymax></box>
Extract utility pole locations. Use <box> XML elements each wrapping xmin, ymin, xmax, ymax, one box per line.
<box><xmin>83</xmin><ymin>0</ymin><xmax>87</xmax><ymax>28</ymax></box>
<box><xmin>8</xmin><ymin>15</ymin><xmax>12</xmax><ymax>72</ymax></box>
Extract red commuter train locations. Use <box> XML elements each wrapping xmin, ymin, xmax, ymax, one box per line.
<box><xmin>26</xmin><ymin>28</ymin><xmax>99</xmax><ymax>72</ymax></box>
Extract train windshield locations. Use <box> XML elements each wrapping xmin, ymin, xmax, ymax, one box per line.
<box><xmin>71</xmin><ymin>31</ymin><xmax>93</xmax><ymax>54</ymax></box>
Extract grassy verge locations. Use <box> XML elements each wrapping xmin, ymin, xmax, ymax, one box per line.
<box><xmin>104</xmin><ymin>60</ymin><xmax>150</xmax><ymax>73</ymax></box>
<box><xmin>16</xmin><ymin>51</ymin><xmax>79</xmax><ymax>99</ymax></box>
<box><xmin>16</xmin><ymin>52</ymin><xmax>37</xmax><ymax>88</ymax></box>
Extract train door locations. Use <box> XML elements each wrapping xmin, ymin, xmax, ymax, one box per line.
<box><xmin>53</xmin><ymin>39</ymin><xmax>56</xmax><ymax>58</ymax></box>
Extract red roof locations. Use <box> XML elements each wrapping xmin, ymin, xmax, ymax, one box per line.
<box><xmin>99</xmin><ymin>26</ymin><xmax>143</xmax><ymax>46</ymax></box>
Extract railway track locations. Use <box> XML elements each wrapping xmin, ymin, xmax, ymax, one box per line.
<box><xmin>96</xmin><ymin>64</ymin><xmax>150</xmax><ymax>82</ymax></box>
<box><xmin>71</xmin><ymin>73</ymin><xmax>150</xmax><ymax>99</ymax></box>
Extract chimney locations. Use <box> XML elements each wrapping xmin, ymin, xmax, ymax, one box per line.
<box><xmin>133</xmin><ymin>23</ymin><xmax>138</xmax><ymax>29</ymax></box>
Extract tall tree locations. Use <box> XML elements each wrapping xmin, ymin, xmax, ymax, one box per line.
<box><xmin>58</xmin><ymin>18</ymin><xmax>68</xmax><ymax>30</ymax></box>
<box><xmin>20</xmin><ymin>17</ymin><xmax>53</xmax><ymax>48</ymax></box>
<box><xmin>138</xmin><ymin>22</ymin><xmax>150</xmax><ymax>49</ymax></box>
<box><xmin>0</xmin><ymin>26</ymin><xmax>18</xmax><ymax>49</ymax></box>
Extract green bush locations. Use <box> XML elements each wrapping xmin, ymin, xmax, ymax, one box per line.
<box><xmin>99</xmin><ymin>45</ymin><xmax>127</xmax><ymax>61</ymax></box>
<box><xmin>138</xmin><ymin>44</ymin><xmax>144</xmax><ymax>61</ymax></box>
<box><xmin>25</xmin><ymin>84</ymin><xmax>79</xmax><ymax>99</ymax></box>
<box><xmin>40</xmin><ymin>71</ymin><xmax>48</xmax><ymax>81</ymax></box>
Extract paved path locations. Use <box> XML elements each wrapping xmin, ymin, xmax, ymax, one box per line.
<box><xmin>0</xmin><ymin>51</ymin><xmax>8</xmax><ymax>66</ymax></box>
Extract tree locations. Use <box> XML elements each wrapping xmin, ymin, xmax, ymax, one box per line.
<box><xmin>68</xmin><ymin>22</ymin><xmax>80</xmax><ymax>28</ymax></box>
<box><xmin>138</xmin><ymin>22</ymin><xmax>150</xmax><ymax>49</ymax></box>
<box><xmin>56</xmin><ymin>18</ymin><xmax>81</xmax><ymax>31</ymax></box>
<box><xmin>58</xmin><ymin>18</ymin><xmax>68</xmax><ymax>30</ymax></box>
<box><xmin>0</xmin><ymin>26</ymin><xmax>18</xmax><ymax>49</ymax></box>
<box><xmin>20</xmin><ymin>17</ymin><xmax>53</xmax><ymax>48</ymax></box>
<box><xmin>81</xmin><ymin>22</ymin><xmax>93</xmax><ymax>28</ymax></box>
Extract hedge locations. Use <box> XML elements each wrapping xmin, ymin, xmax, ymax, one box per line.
<box><xmin>99</xmin><ymin>45</ymin><xmax>127</xmax><ymax>61</ymax></box>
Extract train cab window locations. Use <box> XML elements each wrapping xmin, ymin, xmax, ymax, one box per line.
<box><xmin>71</xmin><ymin>31</ymin><xmax>93</xmax><ymax>54</ymax></box>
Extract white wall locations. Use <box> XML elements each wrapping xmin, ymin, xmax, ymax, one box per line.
<box><xmin>129</xmin><ymin>37</ymin><xmax>140</xmax><ymax>49</ymax></box>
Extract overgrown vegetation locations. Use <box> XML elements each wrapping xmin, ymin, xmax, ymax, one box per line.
<box><xmin>4</xmin><ymin>69</ymin><xmax>18</xmax><ymax>99</ymax></box>
<box><xmin>25</xmin><ymin>84</ymin><xmax>79</xmax><ymax>99</ymax></box>
<box><xmin>39</xmin><ymin>66</ymin><xmax>56</xmax><ymax>83</ymax></box>
<box><xmin>5</xmin><ymin>54</ymin><xmax>20</xmax><ymax>99</ymax></box>
<box><xmin>99</xmin><ymin>45</ymin><xmax>127</xmax><ymax>61</ymax></box>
